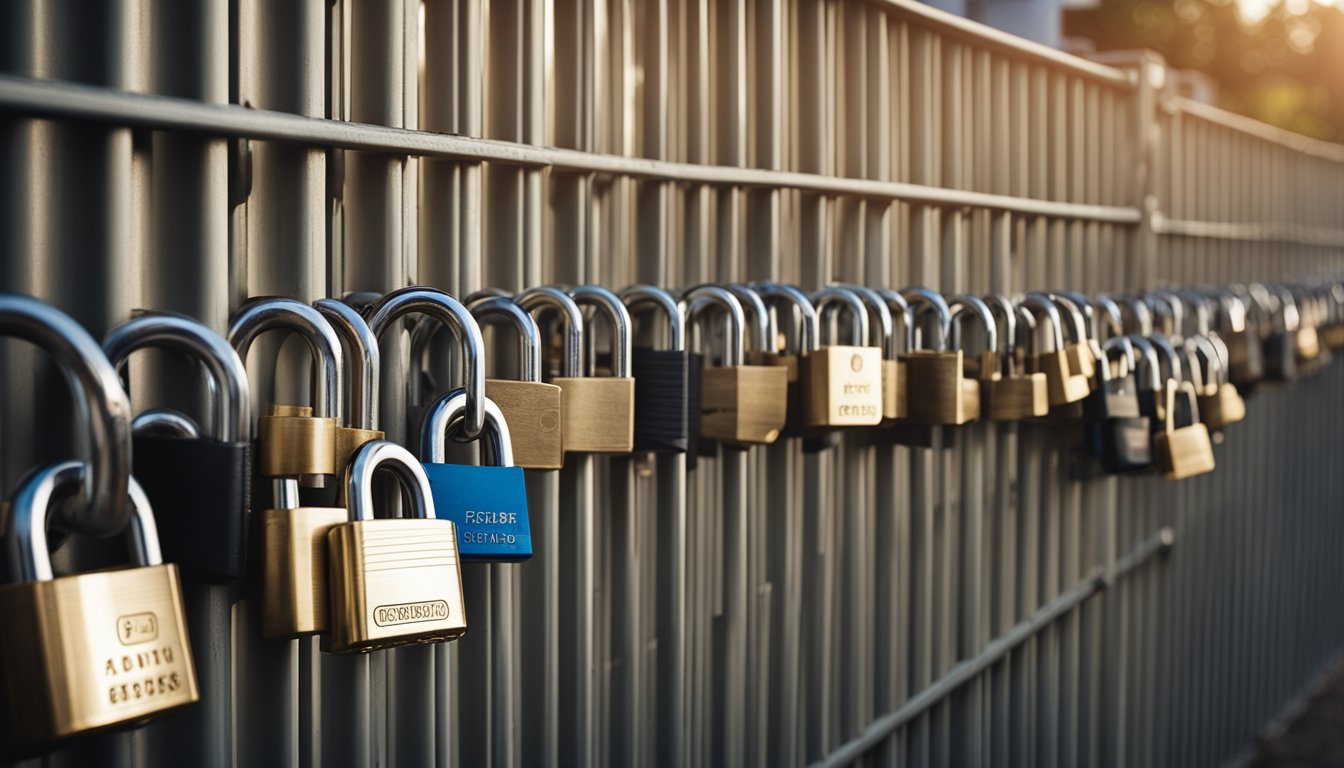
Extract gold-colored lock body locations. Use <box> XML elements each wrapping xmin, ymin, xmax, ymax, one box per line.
<box><xmin>701</xmin><ymin>364</ymin><xmax>790</xmax><ymax>444</ymax></box>
<box><xmin>986</xmin><ymin>374</ymin><xmax>1050</xmax><ymax>420</ymax></box>
<box><xmin>802</xmin><ymin>345</ymin><xmax>884</xmax><ymax>427</ymax></box>
<box><xmin>903</xmin><ymin>350</ymin><xmax>979</xmax><ymax>425</ymax></box>
<box><xmin>334</xmin><ymin>426</ymin><xmax>385</xmax><ymax>471</ymax></box>
<box><xmin>325</xmin><ymin>518</ymin><xmax>468</xmax><ymax>653</ymax></box>
<box><xmin>1032</xmin><ymin>349</ymin><xmax>1091</xmax><ymax>407</ymax></box>
<box><xmin>261</xmin><ymin>505</ymin><xmax>348</xmax><ymax>637</ymax></box>
<box><xmin>0</xmin><ymin>564</ymin><xmax>199</xmax><ymax>745</ymax></box>
<box><xmin>554</xmin><ymin>376</ymin><xmax>636</xmax><ymax>453</ymax></box>
<box><xmin>1296</xmin><ymin>325</ymin><xmax>1322</xmax><ymax>360</ymax></box>
<box><xmin>882</xmin><ymin>359</ymin><xmax>906</xmax><ymax>420</ymax></box>
<box><xmin>258</xmin><ymin>405</ymin><xmax>338</xmax><ymax>477</ymax></box>
<box><xmin>1322</xmin><ymin>324</ymin><xmax>1344</xmax><ymax>350</ymax></box>
<box><xmin>486</xmin><ymin>378</ymin><xmax>564</xmax><ymax>469</ymax></box>
<box><xmin>1197</xmin><ymin>382</ymin><xmax>1246</xmax><ymax>430</ymax></box>
<box><xmin>1153</xmin><ymin>385</ymin><xmax>1216</xmax><ymax>480</ymax></box>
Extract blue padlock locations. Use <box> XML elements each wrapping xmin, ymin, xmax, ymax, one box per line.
<box><xmin>419</xmin><ymin>386</ymin><xmax>531</xmax><ymax>562</ymax></box>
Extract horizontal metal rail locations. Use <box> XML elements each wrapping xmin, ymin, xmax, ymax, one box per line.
<box><xmin>1170</xmin><ymin>96</ymin><xmax>1344</xmax><ymax>163</ymax></box>
<box><xmin>1152</xmin><ymin>214</ymin><xmax>1344</xmax><ymax>249</ymax></box>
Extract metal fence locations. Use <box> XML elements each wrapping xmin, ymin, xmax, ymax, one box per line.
<box><xmin>2</xmin><ymin>1</ymin><xmax>1343</xmax><ymax>766</ymax></box>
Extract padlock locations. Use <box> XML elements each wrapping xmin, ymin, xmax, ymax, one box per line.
<box><xmin>875</xmin><ymin>288</ymin><xmax>912</xmax><ymax>421</ymax></box>
<box><xmin>1323</xmin><ymin>283</ymin><xmax>1344</xmax><ymax>350</ymax></box>
<box><xmin>1214</xmin><ymin>289</ymin><xmax>1264</xmax><ymax>386</ymax></box>
<box><xmin>1146</xmin><ymin>292</ymin><xmax>1185</xmax><ymax>345</ymax></box>
<box><xmin>0</xmin><ymin>461</ymin><xmax>199</xmax><ymax>746</ymax></box>
<box><xmin>1020</xmin><ymin>295</ymin><xmax>1090</xmax><ymax>407</ymax></box>
<box><xmin>1053</xmin><ymin>291</ymin><xmax>1106</xmax><ymax>382</ymax></box>
<box><xmin>1152</xmin><ymin>379</ymin><xmax>1217</xmax><ymax>481</ymax></box>
<box><xmin>983</xmin><ymin>294</ymin><xmax>1049</xmax><ymax>420</ymax></box>
<box><xmin>0</xmin><ymin>294</ymin><xmax>133</xmax><ymax>536</ymax></box>
<box><xmin>804</xmin><ymin>287</ymin><xmax>884</xmax><ymax>427</ymax></box>
<box><xmin>1191</xmin><ymin>335</ymin><xmax>1246</xmax><ymax>431</ymax></box>
<box><xmin>363</xmin><ymin>285</ymin><xmax>488</xmax><ymax>441</ymax></box>
<box><xmin>902</xmin><ymin>288</ymin><xmax>979</xmax><ymax>425</ymax></box>
<box><xmin>1262</xmin><ymin>285</ymin><xmax>1300</xmax><ymax>382</ymax></box>
<box><xmin>229</xmin><ymin>298</ymin><xmax>348</xmax><ymax>638</ymax></box>
<box><xmin>104</xmin><ymin>312</ymin><xmax>253</xmax><ymax>584</ymax></box>
<box><xmin>748</xmin><ymin>282</ymin><xmax>821</xmax><ymax>441</ymax></box>
<box><xmin>315</xmin><ymin>298</ymin><xmax>386</xmax><ymax>470</ymax></box>
<box><xmin>325</xmin><ymin>439</ymin><xmax>467</xmax><ymax>653</ymax></box>
<box><xmin>468</xmin><ymin>294</ymin><xmax>565</xmax><ymax>469</ymax></box>
<box><xmin>686</xmin><ymin>285</ymin><xmax>789</xmax><ymax>446</ymax></box>
<box><xmin>1086</xmin><ymin>337</ymin><xmax>1153</xmax><ymax>474</ymax></box>
<box><xmin>623</xmin><ymin>285</ymin><xmax>690</xmax><ymax>454</ymax></box>
<box><xmin>420</xmin><ymin>388</ymin><xmax>530</xmax><ymax>562</ymax></box>
<box><xmin>547</xmin><ymin>285</ymin><xmax>637</xmax><ymax>453</ymax></box>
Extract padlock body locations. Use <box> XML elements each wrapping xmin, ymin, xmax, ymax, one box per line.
<box><xmin>258</xmin><ymin>406</ymin><xmax>338</xmax><ymax>477</ymax></box>
<box><xmin>1296</xmin><ymin>325</ymin><xmax>1321</xmax><ymax>360</ymax></box>
<box><xmin>1322</xmin><ymin>324</ymin><xmax>1344</xmax><ymax>350</ymax></box>
<box><xmin>1064</xmin><ymin>342</ymin><xmax>1097</xmax><ymax>380</ymax></box>
<box><xmin>0</xmin><ymin>564</ymin><xmax>198</xmax><ymax>746</ymax></box>
<box><xmin>803</xmin><ymin>346</ymin><xmax>884</xmax><ymax>427</ymax></box>
<box><xmin>1088</xmin><ymin>417</ymin><xmax>1153</xmax><ymax>473</ymax></box>
<box><xmin>333</xmin><ymin>426</ymin><xmax>386</xmax><ymax>472</ymax></box>
<box><xmin>986</xmin><ymin>374</ymin><xmax>1049</xmax><ymax>420</ymax></box>
<box><xmin>261</xmin><ymin>506</ymin><xmax>348</xmax><ymax>638</ymax></box>
<box><xmin>744</xmin><ymin>351</ymin><xmax>808</xmax><ymax>438</ymax></box>
<box><xmin>324</xmin><ymin>519</ymin><xmax>467</xmax><ymax>653</ymax></box>
<box><xmin>882</xmin><ymin>359</ymin><xmax>906</xmax><ymax>420</ymax></box>
<box><xmin>1264</xmin><ymin>331</ymin><xmax>1299</xmax><ymax>381</ymax></box>
<box><xmin>553</xmin><ymin>376</ymin><xmax>636</xmax><ymax>453</ymax></box>
<box><xmin>424</xmin><ymin>463</ymin><xmax>531</xmax><ymax>561</ymax></box>
<box><xmin>132</xmin><ymin>435</ymin><xmax>250</xmax><ymax>583</ymax></box>
<box><xmin>1226</xmin><ymin>330</ymin><xmax>1265</xmax><ymax>384</ymax></box>
<box><xmin>1155</xmin><ymin>424</ymin><xmax>1216</xmax><ymax>480</ymax></box>
<box><xmin>630</xmin><ymin>348</ymin><xmax>690</xmax><ymax>454</ymax></box>
<box><xmin>1199</xmin><ymin>382</ymin><xmax>1246</xmax><ymax>430</ymax></box>
<box><xmin>487</xmin><ymin>378</ymin><xmax>564</xmax><ymax>469</ymax></box>
<box><xmin>1032</xmin><ymin>350</ymin><xmax>1091</xmax><ymax>406</ymax></box>
<box><xmin>904</xmin><ymin>350</ymin><xmax>976</xmax><ymax>425</ymax></box>
<box><xmin>701</xmin><ymin>364</ymin><xmax>789</xmax><ymax>444</ymax></box>
<box><xmin>1082</xmin><ymin>376</ymin><xmax>1141</xmax><ymax>422</ymax></box>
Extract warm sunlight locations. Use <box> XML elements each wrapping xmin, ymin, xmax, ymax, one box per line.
<box><xmin>1239</xmin><ymin>0</ymin><xmax>1336</xmax><ymax>23</ymax></box>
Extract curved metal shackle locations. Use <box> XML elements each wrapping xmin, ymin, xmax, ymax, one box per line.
<box><xmin>1101</xmin><ymin>336</ymin><xmax>1137</xmax><ymax>383</ymax></box>
<box><xmin>1092</xmin><ymin>295</ymin><xmax>1127</xmax><ymax>342</ymax></box>
<box><xmin>0</xmin><ymin>294</ymin><xmax>133</xmax><ymax>537</ymax></box>
<box><xmin>900</xmin><ymin>287</ymin><xmax>952</xmax><ymax>353</ymax></box>
<box><xmin>133</xmin><ymin>409</ymin><xmax>203</xmax><ymax>439</ymax></box>
<box><xmin>517</xmin><ymin>286</ymin><xmax>585</xmax><ymax>378</ymax></box>
<box><xmin>420</xmin><ymin>386</ymin><xmax>514</xmax><ymax>467</ymax></box>
<box><xmin>464</xmin><ymin>288</ymin><xmax>512</xmax><ymax>304</ymax></box>
<box><xmin>363</xmin><ymin>287</ymin><xmax>486</xmax><ymax>439</ymax></box>
<box><xmin>838</xmin><ymin>285</ymin><xmax>893</xmax><ymax>354</ymax></box>
<box><xmin>1017</xmin><ymin>294</ymin><xmax>1067</xmax><ymax>355</ymax></box>
<box><xmin>1187</xmin><ymin>334</ymin><xmax>1226</xmax><ymax>388</ymax></box>
<box><xmin>725</xmin><ymin>285</ymin><xmax>771</xmax><ymax>353</ymax></box>
<box><xmin>1273</xmin><ymin>285</ymin><xmax>1302</xmax><ymax>331</ymax></box>
<box><xmin>811</xmin><ymin>287</ymin><xmax>869</xmax><ymax>347</ymax></box>
<box><xmin>341</xmin><ymin>439</ymin><xmax>436</xmax><ymax>522</ymax></box>
<box><xmin>620</xmin><ymin>285</ymin><xmax>686</xmax><ymax>352</ymax></box>
<box><xmin>1175</xmin><ymin>290</ymin><xmax>1213</xmax><ymax>337</ymax></box>
<box><xmin>569</xmin><ymin>285</ymin><xmax>633</xmax><ymax>378</ymax></box>
<box><xmin>227</xmin><ymin>297</ymin><xmax>343</xmax><ymax>422</ymax></box>
<box><xmin>105</xmin><ymin>310</ymin><xmax>252</xmax><ymax>442</ymax></box>
<box><xmin>682</xmin><ymin>285</ymin><xmax>747</xmax><ymax>367</ymax></box>
<box><xmin>946</xmin><ymin>295</ymin><xmax>997</xmax><ymax>354</ymax></box>
<box><xmin>1213</xmin><ymin>289</ymin><xmax>1249</xmax><ymax>334</ymax></box>
<box><xmin>1052</xmin><ymin>291</ymin><xmax>1099</xmax><ymax>343</ymax></box>
<box><xmin>1125</xmin><ymin>335</ymin><xmax>1164</xmax><ymax>392</ymax></box>
<box><xmin>876</xmin><ymin>288</ymin><xmax>914</xmax><ymax>358</ymax></box>
<box><xmin>1120</xmin><ymin>296</ymin><xmax>1154</xmax><ymax>336</ymax></box>
<box><xmin>751</xmin><ymin>282</ymin><xmax>819</xmax><ymax>354</ymax></box>
<box><xmin>5</xmin><ymin>460</ymin><xmax>161</xmax><ymax>582</ymax></box>
<box><xmin>468</xmin><ymin>295</ymin><xmax>543</xmax><ymax>383</ymax></box>
<box><xmin>1147</xmin><ymin>333</ymin><xmax>1187</xmax><ymax>386</ymax></box>
<box><xmin>1034</xmin><ymin>292</ymin><xmax>1089</xmax><ymax>350</ymax></box>
<box><xmin>315</xmin><ymin>299</ymin><xmax>380</xmax><ymax>431</ymax></box>
<box><xmin>1144</xmin><ymin>292</ymin><xmax>1182</xmax><ymax>339</ymax></box>
<box><xmin>983</xmin><ymin>294</ymin><xmax>1018</xmax><ymax>359</ymax></box>
<box><xmin>1244</xmin><ymin>283</ymin><xmax>1275</xmax><ymax>333</ymax></box>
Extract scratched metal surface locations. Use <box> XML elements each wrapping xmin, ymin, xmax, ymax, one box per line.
<box><xmin>1</xmin><ymin>2</ymin><xmax>1343</xmax><ymax>767</ymax></box>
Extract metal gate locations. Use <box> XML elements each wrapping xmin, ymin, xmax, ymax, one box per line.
<box><xmin>1</xmin><ymin>1</ymin><xmax>1343</xmax><ymax>766</ymax></box>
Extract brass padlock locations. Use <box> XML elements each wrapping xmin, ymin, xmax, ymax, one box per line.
<box><xmin>875</xmin><ymin>288</ymin><xmax>912</xmax><ymax>421</ymax></box>
<box><xmin>686</xmin><ymin>285</ymin><xmax>789</xmax><ymax>445</ymax></box>
<box><xmin>325</xmin><ymin>439</ymin><xmax>467</xmax><ymax>653</ymax></box>
<box><xmin>748</xmin><ymin>282</ymin><xmax>821</xmax><ymax>439</ymax></box>
<box><xmin>0</xmin><ymin>462</ymin><xmax>199</xmax><ymax>747</ymax></box>
<box><xmin>469</xmin><ymin>294</ymin><xmax>565</xmax><ymax>469</ymax></box>
<box><xmin>983</xmin><ymin>294</ymin><xmax>1048</xmax><ymax>420</ymax></box>
<box><xmin>548</xmin><ymin>285</ymin><xmax>637</xmax><ymax>453</ymax></box>
<box><xmin>1214</xmin><ymin>289</ymin><xmax>1265</xmax><ymax>385</ymax></box>
<box><xmin>315</xmin><ymin>298</ymin><xmax>385</xmax><ymax>470</ymax></box>
<box><xmin>1323</xmin><ymin>283</ymin><xmax>1344</xmax><ymax>349</ymax></box>
<box><xmin>1054</xmin><ymin>290</ymin><xmax>1107</xmax><ymax>383</ymax></box>
<box><xmin>804</xmin><ymin>286</ymin><xmax>884</xmax><ymax>427</ymax></box>
<box><xmin>229</xmin><ymin>298</ymin><xmax>348</xmax><ymax>638</ymax></box>
<box><xmin>1191</xmin><ymin>335</ymin><xmax>1246</xmax><ymax>431</ymax></box>
<box><xmin>1020</xmin><ymin>295</ymin><xmax>1090</xmax><ymax>407</ymax></box>
<box><xmin>1153</xmin><ymin>380</ymin><xmax>1217</xmax><ymax>481</ymax></box>
<box><xmin>902</xmin><ymin>287</ymin><xmax>979</xmax><ymax>425</ymax></box>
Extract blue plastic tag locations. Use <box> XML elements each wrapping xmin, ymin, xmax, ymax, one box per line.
<box><xmin>422</xmin><ymin>463</ymin><xmax>531</xmax><ymax>562</ymax></box>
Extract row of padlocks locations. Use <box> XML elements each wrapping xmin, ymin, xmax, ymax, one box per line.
<box><xmin>0</xmin><ymin>279</ymin><xmax>1341</xmax><ymax>755</ymax></box>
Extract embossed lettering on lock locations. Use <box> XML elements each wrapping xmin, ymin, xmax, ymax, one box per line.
<box><xmin>805</xmin><ymin>287</ymin><xmax>884</xmax><ymax>427</ymax></box>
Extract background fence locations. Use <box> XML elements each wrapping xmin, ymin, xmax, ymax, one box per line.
<box><xmin>2</xmin><ymin>0</ymin><xmax>1343</xmax><ymax>766</ymax></box>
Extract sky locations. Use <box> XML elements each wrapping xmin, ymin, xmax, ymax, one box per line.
<box><xmin>1238</xmin><ymin>0</ymin><xmax>1336</xmax><ymax>23</ymax></box>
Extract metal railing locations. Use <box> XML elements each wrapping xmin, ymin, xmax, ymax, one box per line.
<box><xmin>1</xmin><ymin>1</ymin><xmax>1342</xmax><ymax>767</ymax></box>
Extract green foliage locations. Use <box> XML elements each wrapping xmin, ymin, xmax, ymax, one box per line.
<box><xmin>1065</xmin><ymin>0</ymin><xmax>1344</xmax><ymax>141</ymax></box>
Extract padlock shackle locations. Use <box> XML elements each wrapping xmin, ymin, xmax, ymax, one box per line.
<box><xmin>0</xmin><ymin>294</ymin><xmax>133</xmax><ymax>538</ymax></box>
<box><xmin>1120</xmin><ymin>296</ymin><xmax>1155</xmax><ymax>336</ymax></box>
<box><xmin>683</xmin><ymin>286</ymin><xmax>747</xmax><ymax>366</ymax></box>
<box><xmin>751</xmin><ymin>283</ymin><xmax>819</xmax><ymax>355</ymax></box>
<box><xmin>1101</xmin><ymin>336</ymin><xmax>1136</xmax><ymax>383</ymax></box>
<box><xmin>132</xmin><ymin>408</ymin><xmax>204</xmax><ymax>439</ymax></box>
<box><xmin>464</xmin><ymin>288</ymin><xmax>512</xmax><ymax>304</ymax></box>
<box><xmin>811</xmin><ymin>287</ymin><xmax>870</xmax><ymax>347</ymax></box>
<box><xmin>1174</xmin><ymin>290</ymin><xmax>1214</xmax><ymax>338</ymax></box>
<box><xmin>1144</xmin><ymin>292</ymin><xmax>1183</xmax><ymax>341</ymax></box>
<box><xmin>105</xmin><ymin>311</ymin><xmax>253</xmax><ymax>443</ymax></box>
<box><xmin>1017</xmin><ymin>295</ymin><xmax>1067</xmax><ymax>355</ymax></box>
<box><xmin>364</xmin><ymin>287</ymin><xmax>487</xmax><ymax>439</ymax></box>
<box><xmin>1271</xmin><ymin>285</ymin><xmax>1302</xmax><ymax>332</ymax></box>
<box><xmin>1147</xmin><ymin>333</ymin><xmax>1187</xmax><ymax>388</ymax></box>
<box><xmin>1033</xmin><ymin>293</ymin><xmax>1089</xmax><ymax>348</ymax></box>
<box><xmin>725</xmin><ymin>285</ymin><xmax>771</xmax><ymax>353</ymax></box>
<box><xmin>341</xmin><ymin>440</ymin><xmax>436</xmax><ymax>522</ymax></box>
<box><xmin>899</xmin><ymin>287</ymin><xmax>952</xmax><ymax>353</ymax></box>
<box><xmin>315</xmin><ymin>299</ymin><xmax>380</xmax><ymax>431</ymax></box>
<box><xmin>1093</xmin><ymin>295</ymin><xmax>1127</xmax><ymax>342</ymax></box>
<box><xmin>517</xmin><ymin>286</ymin><xmax>584</xmax><ymax>378</ymax></box>
<box><xmin>946</xmin><ymin>295</ymin><xmax>997</xmax><ymax>354</ymax></box>
<box><xmin>468</xmin><ymin>296</ymin><xmax>543</xmax><ymax>383</ymax></box>
<box><xmin>1211</xmin><ymin>289</ymin><xmax>1249</xmax><ymax>335</ymax></box>
<box><xmin>983</xmin><ymin>294</ymin><xmax>1017</xmax><ymax>363</ymax></box>
<box><xmin>1125</xmin><ymin>335</ymin><xmax>1165</xmax><ymax>394</ymax></box>
<box><xmin>1187</xmin><ymin>334</ymin><xmax>1227</xmax><ymax>388</ymax></box>
<box><xmin>620</xmin><ymin>285</ymin><xmax>686</xmax><ymax>352</ymax></box>
<box><xmin>875</xmin><ymin>288</ymin><xmax>914</xmax><ymax>358</ymax></box>
<box><xmin>420</xmin><ymin>387</ymin><xmax>514</xmax><ymax>467</ymax></box>
<box><xmin>228</xmin><ymin>297</ymin><xmax>344</xmax><ymax>424</ymax></box>
<box><xmin>568</xmin><ymin>285</ymin><xmax>633</xmax><ymax>378</ymax></box>
<box><xmin>1052</xmin><ymin>291</ymin><xmax>1099</xmax><ymax>342</ymax></box>
<box><xmin>837</xmin><ymin>285</ymin><xmax>893</xmax><ymax>355</ymax></box>
<box><xmin>6</xmin><ymin>460</ymin><xmax>161</xmax><ymax>582</ymax></box>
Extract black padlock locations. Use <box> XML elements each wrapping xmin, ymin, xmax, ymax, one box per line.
<box><xmin>1215</xmin><ymin>289</ymin><xmax>1264</xmax><ymax>387</ymax></box>
<box><xmin>104</xmin><ymin>311</ymin><xmax>253</xmax><ymax>583</ymax></box>
<box><xmin>1087</xmin><ymin>337</ymin><xmax>1152</xmax><ymax>474</ymax></box>
<box><xmin>623</xmin><ymin>285</ymin><xmax>690</xmax><ymax>453</ymax></box>
<box><xmin>1263</xmin><ymin>286</ymin><xmax>1300</xmax><ymax>382</ymax></box>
